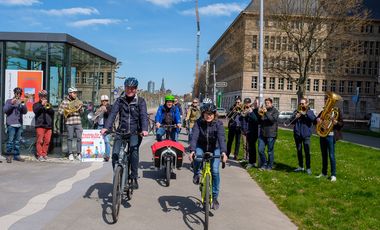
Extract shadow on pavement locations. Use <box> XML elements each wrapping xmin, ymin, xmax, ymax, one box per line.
<box><xmin>158</xmin><ymin>195</ymin><xmax>205</xmax><ymax>230</ymax></box>
<box><xmin>140</xmin><ymin>161</ymin><xmax>173</xmax><ymax>187</ymax></box>
<box><xmin>272</xmin><ymin>162</ymin><xmax>295</xmax><ymax>172</ymax></box>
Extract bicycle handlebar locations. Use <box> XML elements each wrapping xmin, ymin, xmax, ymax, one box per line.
<box><xmin>191</xmin><ymin>152</ymin><xmax>226</xmax><ymax>169</ymax></box>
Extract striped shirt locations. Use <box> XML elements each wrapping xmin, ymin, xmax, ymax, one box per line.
<box><xmin>58</xmin><ymin>96</ymin><xmax>83</xmax><ymax>125</ymax></box>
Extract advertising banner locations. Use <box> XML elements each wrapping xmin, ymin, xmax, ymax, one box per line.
<box><xmin>81</xmin><ymin>129</ymin><xmax>106</xmax><ymax>162</ymax></box>
<box><xmin>4</xmin><ymin>70</ymin><xmax>43</xmax><ymax>126</ymax></box>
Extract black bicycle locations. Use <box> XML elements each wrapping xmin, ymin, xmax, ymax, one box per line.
<box><xmin>147</xmin><ymin>113</ymin><xmax>156</xmax><ymax>135</ymax></box>
<box><xmin>110</xmin><ymin>131</ymin><xmax>135</xmax><ymax>223</ymax></box>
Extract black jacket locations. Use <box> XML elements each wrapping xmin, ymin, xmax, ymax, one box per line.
<box><xmin>105</xmin><ymin>95</ymin><xmax>148</xmax><ymax>133</ymax></box>
<box><xmin>240</xmin><ymin>108</ymin><xmax>259</xmax><ymax>136</ymax></box>
<box><xmin>190</xmin><ymin>118</ymin><xmax>227</xmax><ymax>153</ymax></box>
<box><xmin>33</xmin><ymin>101</ymin><xmax>54</xmax><ymax>129</ymax></box>
<box><xmin>259</xmin><ymin>107</ymin><xmax>279</xmax><ymax>138</ymax></box>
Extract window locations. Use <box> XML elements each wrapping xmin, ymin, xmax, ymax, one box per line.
<box><xmin>251</xmin><ymin>76</ymin><xmax>258</xmax><ymax>89</ymax></box>
<box><xmin>306</xmin><ymin>79</ymin><xmax>311</xmax><ymax>91</ymax></box>
<box><xmin>339</xmin><ymin>80</ymin><xmax>345</xmax><ymax>93</ymax></box>
<box><xmin>357</xmin><ymin>81</ymin><xmax>362</xmax><ymax>94</ymax></box>
<box><xmin>309</xmin><ymin>99</ymin><xmax>315</xmax><ymax>109</ymax></box>
<box><xmin>81</xmin><ymin>72</ymin><xmax>87</xmax><ymax>84</ymax></box>
<box><xmin>330</xmin><ymin>80</ymin><xmax>336</xmax><ymax>92</ymax></box>
<box><xmin>252</xmin><ymin>55</ymin><xmax>257</xmax><ymax>70</ymax></box>
<box><xmin>278</xmin><ymin>78</ymin><xmax>284</xmax><ymax>90</ymax></box>
<box><xmin>276</xmin><ymin>36</ymin><xmax>281</xmax><ymax>50</ymax></box>
<box><xmin>368</xmin><ymin>61</ymin><xmax>373</xmax><ymax>75</ymax></box>
<box><xmin>365</xmin><ymin>81</ymin><xmax>370</xmax><ymax>94</ymax></box>
<box><xmin>315</xmin><ymin>58</ymin><xmax>321</xmax><ymax>73</ymax></box>
<box><xmin>369</xmin><ymin>41</ymin><xmax>374</xmax><ymax>55</ymax></box>
<box><xmin>375</xmin><ymin>41</ymin><xmax>379</xmax><ymax>55</ymax></box>
<box><xmin>374</xmin><ymin>82</ymin><xmax>378</xmax><ymax>94</ymax></box>
<box><xmin>313</xmin><ymin>79</ymin><xmax>319</xmax><ymax>91</ymax></box>
<box><xmin>264</xmin><ymin>36</ymin><xmax>269</xmax><ymax>49</ymax></box>
<box><xmin>343</xmin><ymin>100</ymin><xmax>349</xmax><ymax>114</ymax></box>
<box><xmin>76</xmin><ymin>72</ymin><xmax>80</xmax><ymax>84</ymax></box>
<box><xmin>273</xmin><ymin>97</ymin><xmax>279</xmax><ymax>110</ymax></box>
<box><xmin>99</xmin><ymin>72</ymin><xmax>104</xmax><ymax>85</ymax></box>
<box><xmin>291</xmin><ymin>98</ymin><xmax>297</xmax><ymax>110</ymax></box>
<box><xmin>270</xmin><ymin>36</ymin><xmax>275</xmax><ymax>50</ymax></box>
<box><xmin>362</xmin><ymin>61</ymin><xmax>367</xmax><ymax>75</ymax></box>
<box><xmin>310</xmin><ymin>59</ymin><xmax>315</xmax><ymax>72</ymax></box>
<box><xmin>348</xmin><ymin>81</ymin><xmax>353</xmax><ymax>93</ymax></box>
<box><xmin>269</xmin><ymin>77</ymin><xmax>275</xmax><ymax>89</ymax></box>
<box><xmin>360</xmin><ymin>101</ymin><xmax>366</xmax><ymax>113</ymax></box>
<box><xmin>263</xmin><ymin>77</ymin><xmax>267</xmax><ymax>89</ymax></box>
<box><xmin>287</xmin><ymin>79</ymin><xmax>293</xmax><ymax>90</ymax></box>
<box><xmin>107</xmin><ymin>72</ymin><xmax>112</xmax><ymax>84</ymax></box>
<box><xmin>282</xmin><ymin>37</ymin><xmax>287</xmax><ymax>51</ymax></box>
<box><xmin>322</xmin><ymin>80</ymin><xmax>327</xmax><ymax>91</ymax></box>
<box><xmin>252</xmin><ymin>35</ymin><xmax>258</xmax><ymax>49</ymax></box>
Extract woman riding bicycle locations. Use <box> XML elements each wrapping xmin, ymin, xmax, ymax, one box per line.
<box><xmin>189</xmin><ymin>101</ymin><xmax>228</xmax><ymax>210</ymax></box>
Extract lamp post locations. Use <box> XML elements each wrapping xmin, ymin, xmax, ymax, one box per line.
<box><xmin>258</xmin><ymin>0</ymin><xmax>264</xmax><ymax>105</ymax></box>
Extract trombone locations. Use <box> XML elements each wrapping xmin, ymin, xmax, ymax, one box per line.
<box><xmin>227</xmin><ymin>104</ymin><xmax>243</xmax><ymax>120</ymax></box>
<box><xmin>283</xmin><ymin>105</ymin><xmax>308</xmax><ymax>127</ymax></box>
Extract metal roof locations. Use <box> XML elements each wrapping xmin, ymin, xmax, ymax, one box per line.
<box><xmin>0</xmin><ymin>32</ymin><xmax>116</xmax><ymax>63</ymax></box>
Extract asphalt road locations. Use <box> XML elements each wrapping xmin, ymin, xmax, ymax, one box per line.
<box><xmin>0</xmin><ymin>133</ymin><xmax>296</xmax><ymax>230</ymax></box>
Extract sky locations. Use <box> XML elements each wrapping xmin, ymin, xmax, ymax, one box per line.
<box><xmin>0</xmin><ymin>0</ymin><xmax>251</xmax><ymax>95</ymax></box>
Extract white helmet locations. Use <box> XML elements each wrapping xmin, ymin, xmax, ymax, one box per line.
<box><xmin>202</xmin><ymin>98</ymin><xmax>213</xmax><ymax>104</ymax></box>
<box><xmin>68</xmin><ymin>87</ymin><xmax>78</xmax><ymax>93</ymax></box>
<box><xmin>101</xmin><ymin>95</ymin><xmax>109</xmax><ymax>101</ymax></box>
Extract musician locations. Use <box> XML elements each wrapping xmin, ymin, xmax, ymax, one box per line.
<box><xmin>3</xmin><ymin>87</ymin><xmax>28</xmax><ymax>163</ymax></box>
<box><xmin>185</xmin><ymin>98</ymin><xmax>201</xmax><ymax>142</ymax></box>
<box><xmin>226</xmin><ymin>97</ymin><xmax>242</xmax><ymax>160</ymax></box>
<box><xmin>58</xmin><ymin>87</ymin><xmax>84</xmax><ymax>161</ymax></box>
<box><xmin>258</xmin><ymin>97</ymin><xmax>279</xmax><ymax>170</ymax></box>
<box><xmin>289</xmin><ymin>98</ymin><xmax>316</xmax><ymax>174</ymax></box>
<box><xmin>239</xmin><ymin>98</ymin><xmax>259</xmax><ymax>168</ymax></box>
<box><xmin>33</xmin><ymin>90</ymin><xmax>54</xmax><ymax>161</ymax></box>
<box><xmin>315</xmin><ymin>95</ymin><xmax>343</xmax><ymax>182</ymax></box>
<box><xmin>93</xmin><ymin>95</ymin><xmax>112</xmax><ymax>161</ymax></box>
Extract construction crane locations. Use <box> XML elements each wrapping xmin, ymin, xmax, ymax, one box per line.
<box><xmin>194</xmin><ymin>0</ymin><xmax>200</xmax><ymax>98</ymax></box>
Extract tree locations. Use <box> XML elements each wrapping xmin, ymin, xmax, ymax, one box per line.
<box><xmin>263</xmin><ymin>0</ymin><xmax>369</xmax><ymax>100</ymax></box>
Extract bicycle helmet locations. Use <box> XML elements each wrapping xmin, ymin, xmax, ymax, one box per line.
<box><xmin>201</xmin><ymin>103</ymin><xmax>217</xmax><ymax>114</ymax></box>
<box><xmin>100</xmin><ymin>95</ymin><xmax>109</xmax><ymax>101</ymax></box>
<box><xmin>68</xmin><ymin>87</ymin><xmax>78</xmax><ymax>93</ymax></box>
<box><xmin>202</xmin><ymin>98</ymin><xmax>213</xmax><ymax>104</ymax></box>
<box><xmin>124</xmin><ymin>77</ymin><xmax>139</xmax><ymax>87</ymax></box>
<box><xmin>14</xmin><ymin>87</ymin><xmax>23</xmax><ymax>94</ymax></box>
<box><xmin>38</xmin><ymin>90</ymin><xmax>48</xmax><ymax>96</ymax></box>
<box><xmin>244</xmin><ymin>98</ymin><xmax>251</xmax><ymax>104</ymax></box>
<box><xmin>165</xmin><ymin>94</ymin><xmax>175</xmax><ymax>102</ymax></box>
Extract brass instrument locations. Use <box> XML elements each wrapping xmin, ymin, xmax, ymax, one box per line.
<box><xmin>89</xmin><ymin>105</ymin><xmax>107</xmax><ymax>123</ymax></box>
<box><xmin>298</xmin><ymin>105</ymin><xmax>308</xmax><ymax>115</ymax></box>
<box><xmin>227</xmin><ymin>104</ymin><xmax>243</xmax><ymax>120</ymax></box>
<box><xmin>44</xmin><ymin>103</ymin><xmax>52</xmax><ymax>110</ymax></box>
<box><xmin>316</xmin><ymin>92</ymin><xmax>342</xmax><ymax>137</ymax></box>
<box><xmin>63</xmin><ymin>99</ymin><xmax>83</xmax><ymax>118</ymax></box>
<box><xmin>258</xmin><ymin>105</ymin><xmax>266</xmax><ymax>116</ymax></box>
<box><xmin>283</xmin><ymin>106</ymin><xmax>308</xmax><ymax>127</ymax></box>
<box><xmin>241</xmin><ymin>104</ymin><xmax>252</xmax><ymax>117</ymax></box>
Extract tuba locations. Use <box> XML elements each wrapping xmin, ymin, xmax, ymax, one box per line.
<box><xmin>63</xmin><ymin>99</ymin><xmax>83</xmax><ymax>118</ymax></box>
<box><xmin>316</xmin><ymin>92</ymin><xmax>342</xmax><ymax>137</ymax></box>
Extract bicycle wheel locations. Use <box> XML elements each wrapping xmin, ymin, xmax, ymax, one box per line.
<box><xmin>112</xmin><ymin>166</ymin><xmax>122</xmax><ymax>223</ymax></box>
<box><xmin>165</xmin><ymin>158</ymin><xmax>171</xmax><ymax>187</ymax></box>
<box><xmin>204</xmin><ymin>174</ymin><xmax>210</xmax><ymax>230</ymax></box>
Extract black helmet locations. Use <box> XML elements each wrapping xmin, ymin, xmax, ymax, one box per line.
<box><xmin>14</xmin><ymin>87</ymin><xmax>23</xmax><ymax>94</ymax></box>
<box><xmin>244</xmin><ymin>98</ymin><xmax>251</xmax><ymax>104</ymax></box>
<box><xmin>124</xmin><ymin>77</ymin><xmax>138</xmax><ymax>87</ymax></box>
<box><xmin>201</xmin><ymin>103</ymin><xmax>217</xmax><ymax>114</ymax></box>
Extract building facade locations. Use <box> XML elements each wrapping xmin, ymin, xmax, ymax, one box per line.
<box><xmin>148</xmin><ymin>80</ymin><xmax>155</xmax><ymax>93</ymax></box>
<box><xmin>0</xmin><ymin>32</ymin><xmax>117</xmax><ymax>153</ymax></box>
<box><xmin>207</xmin><ymin>1</ymin><xmax>380</xmax><ymax>119</ymax></box>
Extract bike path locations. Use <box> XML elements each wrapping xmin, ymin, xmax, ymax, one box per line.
<box><xmin>40</xmin><ymin>134</ymin><xmax>296</xmax><ymax>230</ymax></box>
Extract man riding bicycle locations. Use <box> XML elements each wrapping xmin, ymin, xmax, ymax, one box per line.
<box><xmin>101</xmin><ymin>77</ymin><xmax>148</xmax><ymax>189</ymax></box>
<box><xmin>189</xmin><ymin>101</ymin><xmax>228</xmax><ymax>210</ymax></box>
<box><xmin>155</xmin><ymin>94</ymin><xmax>181</xmax><ymax>142</ymax></box>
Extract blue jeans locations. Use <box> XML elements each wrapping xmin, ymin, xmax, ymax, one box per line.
<box><xmin>6</xmin><ymin>125</ymin><xmax>23</xmax><ymax>156</ymax></box>
<box><xmin>112</xmin><ymin>134</ymin><xmax>142</xmax><ymax>179</ymax></box>
<box><xmin>193</xmin><ymin>148</ymin><xmax>221</xmax><ymax>199</ymax></box>
<box><xmin>188</xmin><ymin>127</ymin><xmax>193</xmax><ymax>143</ymax></box>
<box><xmin>98</xmin><ymin>125</ymin><xmax>111</xmax><ymax>158</ymax></box>
<box><xmin>258</xmin><ymin>136</ymin><xmax>276</xmax><ymax>168</ymax></box>
<box><xmin>294</xmin><ymin>135</ymin><xmax>311</xmax><ymax>169</ymax></box>
<box><xmin>156</xmin><ymin>127</ymin><xmax>178</xmax><ymax>142</ymax></box>
<box><xmin>320</xmin><ymin>135</ymin><xmax>336</xmax><ymax>176</ymax></box>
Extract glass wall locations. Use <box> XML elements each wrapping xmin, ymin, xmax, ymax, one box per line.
<box><xmin>6</xmin><ymin>42</ymin><xmax>47</xmax><ymax>71</ymax></box>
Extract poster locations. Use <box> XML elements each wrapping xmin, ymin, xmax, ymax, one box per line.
<box><xmin>81</xmin><ymin>129</ymin><xmax>106</xmax><ymax>162</ymax></box>
<box><xmin>4</xmin><ymin>70</ymin><xmax>43</xmax><ymax>126</ymax></box>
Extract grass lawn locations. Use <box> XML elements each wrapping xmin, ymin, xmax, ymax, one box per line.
<box><xmin>229</xmin><ymin>128</ymin><xmax>380</xmax><ymax>230</ymax></box>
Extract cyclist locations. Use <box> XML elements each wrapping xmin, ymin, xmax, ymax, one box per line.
<box><xmin>155</xmin><ymin>94</ymin><xmax>181</xmax><ymax>141</ymax></box>
<box><xmin>189</xmin><ymin>101</ymin><xmax>228</xmax><ymax>210</ymax></box>
<box><xmin>185</xmin><ymin>98</ymin><xmax>201</xmax><ymax>142</ymax></box>
<box><xmin>101</xmin><ymin>77</ymin><xmax>148</xmax><ymax>189</ymax></box>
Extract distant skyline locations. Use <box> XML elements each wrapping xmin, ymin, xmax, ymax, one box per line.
<box><xmin>0</xmin><ymin>0</ymin><xmax>250</xmax><ymax>95</ymax></box>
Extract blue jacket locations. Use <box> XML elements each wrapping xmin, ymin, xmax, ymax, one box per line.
<box><xmin>292</xmin><ymin>109</ymin><xmax>316</xmax><ymax>138</ymax></box>
<box><xmin>3</xmin><ymin>99</ymin><xmax>28</xmax><ymax>126</ymax></box>
<box><xmin>105</xmin><ymin>95</ymin><xmax>148</xmax><ymax>133</ymax></box>
<box><xmin>190</xmin><ymin>118</ymin><xmax>227</xmax><ymax>153</ymax></box>
<box><xmin>155</xmin><ymin>105</ymin><xmax>181</xmax><ymax>125</ymax></box>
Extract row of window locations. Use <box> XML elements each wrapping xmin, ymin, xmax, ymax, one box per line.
<box><xmin>75</xmin><ymin>72</ymin><xmax>112</xmax><ymax>85</ymax></box>
<box><xmin>250</xmin><ymin>76</ymin><xmax>378</xmax><ymax>95</ymax></box>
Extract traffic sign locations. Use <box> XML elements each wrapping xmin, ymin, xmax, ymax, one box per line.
<box><xmin>215</xmin><ymin>82</ymin><xmax>227</xmax><ymax>88</ymax></box>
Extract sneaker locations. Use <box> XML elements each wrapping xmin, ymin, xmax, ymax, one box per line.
<box><xmin>259</xmin><ymin>166</ymin><xmax>267</xmax><ymax>171</ymax></box>
<box><xmin>211</xmin><ymin>198</ymin><xmax>220</xmax><ymax>210</ymax></box>
<box><xmin>331</xmin><ymin>176</ymin><xmax>337</xmax><ymax>182</ymax></box>
<box><xmin>246</xmin><ymin>163</ymin><xmax>254</xmax><ymax>169</ymax></box>
<box><xmin>233</xmin><ymin>155</ymin><xmax>237</xmax><ymax>160</ymax></box>
<box><xmin>294</xmin><ymin>167</ymin><xmax>304</xmax><ymax>172</ymax></box>
<box><xmin>316</xmin><ymin>173</ymin><xmax>327</xmax><ymax>179</ymax></box>
<box><xmin>13</xmin><ymin>156</ymin><xmax>25</xmax><ymax>162</ymax></box>
<box><xmin>68</xmin><ymin>154</ymin><xmax>74</xmax><ymax>161</ymax></box>
<box><xmin>6</xmin><ymin>156</ymin><xmax>12</xmax><ymax>163</ymax></box>
<box><xmin>192</xmin><ymin>174</ymin><xmax>200</xmax><ymax>185</ymax></box>
<box><xmin>76</xmin><ymin>154</ymin><xmax>82</xmax><ymax>161</ymax></box>
<box><xmin>266</xmin><ymin>167</ymin><xmax>272</xmax><ymax>171</ymax></box>
<box><xmin>132</xmin><ymin>179</ymin><xmax>139</xmax><ymax>189</ymax></box>
<box><xmin>38</xmin><ymin>156</ymin><xmax>44</xmax><ymax>161</ymax></box>
<box><xmin>306</xmin><ymin>169</ymin><xmax>312</xmax><ymax>175</ymax></box>
<box><xmin>43</xmin><ymin>156</ymin><xmax>48</xmax><ymax>161</ymax></box>
<box><xmin>239</xmin><ymin>159</ymin><xmax>248</xmax><ymax>163</ymax></box>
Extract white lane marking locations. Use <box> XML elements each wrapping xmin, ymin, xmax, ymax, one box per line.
<box><xmin>0</xmin><ymin>162</ymin><xmax>104</xmax><ymax>229</ymax></box>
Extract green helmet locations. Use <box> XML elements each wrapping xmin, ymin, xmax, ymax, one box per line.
<box><xmin>165</xmin><ymin>94</ymin><xmax>175</xmax><ymax>102</ymax></box>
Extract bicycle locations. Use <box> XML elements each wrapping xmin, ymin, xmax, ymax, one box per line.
<box><xmin>195</xmin><ymin>152</ymin><xmax>225</xmax><ymax>230</ymax></box>
<box><xmin>147</xmin><ymin>113</ymin><xmax>156</xmax><ymax>135</ymax></box>
<box><xmin>109</xmin><ymin>130</ymin><xmax>136</xmax><ymax>223</ymax></box>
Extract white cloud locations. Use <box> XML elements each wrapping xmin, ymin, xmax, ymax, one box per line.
<box><xmin>181</xmin><ymin>3</ymin><xmax>244</xmax><ymax>16</ymax></box>
<box><xmin>41</xmin><ymin>7</ymin><xmax>99</xmax><ymax>16</ymax></box>
<box><xmin>0</xmin><ymin>0</ymin><xmax>40</xmax><ymax>6</ymax></box>
<box><xmin>69</xmin><ymin>19</ymin><xmax>122</xmax><ymax>28</ymax></box>
<box><xmin>151</xmin><ymin>47</ymin><xmax>191</xmax><ymax>53</ymax></box>
<box><xmin>145</xmin><ymin>0</ymin><xmax>189</xmax><ymax>8</ymax></box>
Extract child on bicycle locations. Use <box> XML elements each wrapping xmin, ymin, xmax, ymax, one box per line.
<box><xmin>155</xmin><ymin>94</ymin><xmax>181</xmax><ymax>141</ymax></box>
<box><xmin>189</xmin><ymin>101</ymin><xmax>228</xmax><ymax>210</ymax></box>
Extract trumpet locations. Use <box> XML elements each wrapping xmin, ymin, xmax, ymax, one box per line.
<box><xmin>241</xmin><ymin>104</ymin><xmax>252</xmax><ymax>117</ymax></box>
<box><xmin>258</xmin><ymin>105</ymin><xmax>266</xmax><ymax>116</ymax></box>
<box><xmin>44</xmin><ymin>103</ymin><xmax>52</xmax><ymax>110</ymax></box>
<box><xmin>227</xmin><ymin>104</ymin><xmax>243</xmax><ymax>119</ymax></box>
